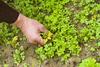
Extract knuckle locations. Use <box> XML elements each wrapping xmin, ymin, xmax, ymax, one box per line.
<box><xmin>40</xmin><ymin>24</ymin><xmax>44</xmax><ymax>29</ymax></box>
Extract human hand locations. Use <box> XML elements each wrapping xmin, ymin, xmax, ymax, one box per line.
<box><xmin>14</xmin><ymin>14</ymin><xmax>48</xmax><ymax>45</ymax></box>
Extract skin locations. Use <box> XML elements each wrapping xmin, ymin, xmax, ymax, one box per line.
<box><xmin>14</xmin><ymin>14</ymin><xmax>48</xmax><ymax>46</ymax></box>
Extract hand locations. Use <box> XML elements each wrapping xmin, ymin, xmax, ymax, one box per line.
<box><xmin>14</xmin><ymin>14</ymin><xmax>48</xmax><ymax>45</ymax></box>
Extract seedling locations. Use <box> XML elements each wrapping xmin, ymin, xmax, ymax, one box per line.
<box><xmin>41</xmin><ymin>31</ymin><xmax>53</xmax><ymax>44</ymax></box>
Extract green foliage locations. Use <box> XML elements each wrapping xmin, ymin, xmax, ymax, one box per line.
<box><xmin>23</xmin><ymin>63</ymin><xmax>29</xmax><ymax>67</ymax></box>
<box><xmin>74</xmin><ymin>2</ymin><xmax>100</xmax><ymax>43</ymax></box>
<box><xmin>0</xmin><ymin>0</ymin><xmax>97</xmax><ymax>64</ymax></box>
<box><xmin>0</xmin><ymin>23</ymin><xmax>20</xmax><ymax>46</ymax></box>
<box><xmin>4</xmin><ymin>64</ymin><xmax>8</xmax><ymax>67</ymax></box>
<box><xmin>97</xmin><ymin>42</ymin><xmax>100</xmax><ymax>47</ymax></box>
<box><xmin>0</xmin><ymin>23</ymin><xmax>26</xmax><ymax>65</ymax></box>
<box><xmin>79</xmin><ymin>58</ymin><xmax>100</xmax><ymax>67</ymax></box>
<box><xmin>13</xmin><ymin>45</ymin><xmax>25</xmax><ymax>65</ymax></box>
<box><xmin>41</xmin><ymin>31</ymin><xmax>53</xmax><ymax>43</ymax></box>
<box><xmin>8</xmin><ymin>0</ymin><xmax>100</xmax><ymax>62</ymax></box>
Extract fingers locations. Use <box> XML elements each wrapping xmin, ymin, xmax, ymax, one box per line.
<box><xmin>35</xmin><ymin>35</ymin><xmax>45</xmax><ymax>45</ymax></box>
<box><xmin>39</xmin><ymin>24</ymin><xmax>48</xmax><ymax>33</ymax></box>
<box><xmin>28</xmin><ymin>35</ymin><xmax>45</xmax><ymax>46</ymax></box>
<box><xmin>32</xmin><ymin>20</ymin><xmax>48</xmax><ymax>33</ymax></box>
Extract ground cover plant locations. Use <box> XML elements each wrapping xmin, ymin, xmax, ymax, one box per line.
<box><xmin>0</xmin><ymin>0</ymin><xmax>100</xmax><ymax>66</ymax></box>
<box><xmin>79</xmin><ymin>57</ymin><xmax>100</xmax><ymax>67</ymax></box>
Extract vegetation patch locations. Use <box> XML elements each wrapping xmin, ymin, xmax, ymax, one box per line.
<box><xmin>0</xmin><ymin>0</ymin><xmax>100</xmax><ymax>66</ymax></box>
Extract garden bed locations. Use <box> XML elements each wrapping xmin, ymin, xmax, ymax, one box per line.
<box><xmin>0</xmin><ymin>0</ymin><xmax>100</xmax><ymax>67</ymax></box>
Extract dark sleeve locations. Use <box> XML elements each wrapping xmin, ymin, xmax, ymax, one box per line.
<box><xmin>0</xmin><ymin>0</ymin><xmax>19</xmax><ymax>23</ymax></box>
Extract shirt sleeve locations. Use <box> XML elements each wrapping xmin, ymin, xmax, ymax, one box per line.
<box><xmin>0</xmin><ymin>0</ymin><xmax>19</xmax><ymax>23</ymax></box>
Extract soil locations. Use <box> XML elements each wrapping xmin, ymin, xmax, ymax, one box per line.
<box><xmin>0</xmin><ymin>42</ymin><xmax>100</xmax><ymax>67</ymax></box>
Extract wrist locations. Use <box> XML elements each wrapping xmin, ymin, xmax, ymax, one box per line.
<box><xmin>14</xmin><ymin>14</ymin><xmax>26</xmax><ymax>29</ymax></box>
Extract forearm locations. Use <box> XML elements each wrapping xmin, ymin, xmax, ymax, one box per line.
<box><xmin>0</xmin><ymin>0</ymin><xmax>19</xmax><ymax>23</ymax></box>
